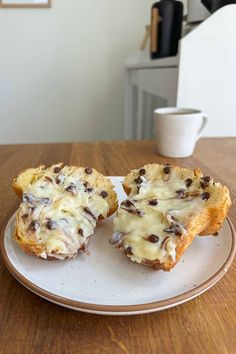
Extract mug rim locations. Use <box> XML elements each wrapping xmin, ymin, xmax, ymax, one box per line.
<box><xmin>154</xmin><ymin>107</ymin><xmax>202</xmax><ymax>115</ymax></box>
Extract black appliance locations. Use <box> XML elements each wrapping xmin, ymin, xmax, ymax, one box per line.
<box><xmin>150</xmin><ymin>0</ymin><xmax>183</xmax><ymax>59</ymax></box>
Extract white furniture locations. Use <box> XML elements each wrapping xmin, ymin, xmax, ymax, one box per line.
<box><xmin>124</xmin><ymin>54</ymin><xmax>178</xmax><ymax>140</ymax></box>
<box><xmin>177</xmin><ymin>5</ymin><xmax>236</xmax><ymax>137</ymax></box>
<box><xmin>124</xmin><ymin>5</ymin><xmax>236</xmax><ymax>140</ymax></box>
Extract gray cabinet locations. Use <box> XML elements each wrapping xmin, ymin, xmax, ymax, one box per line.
<box><xmin>124</xmin><ymin>55</ymin><xmax>178</xmax><ymax>140</ymax></box>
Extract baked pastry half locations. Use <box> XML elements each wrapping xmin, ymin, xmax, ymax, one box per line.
<box><xmin>112</xmin><ymin>163</ymin><xmax>231</xmax><ymax>271</ymax></box>
<box><xmin>13</xmin><ymin>164</ymin><xmax>118</xmax><ymax>260</ymax></box>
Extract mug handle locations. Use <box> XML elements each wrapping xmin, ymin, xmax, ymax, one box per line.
<box><xmin>197</xmin><ymin>115</ymin><xmax>208</xmax><ymax>139</ymax></box>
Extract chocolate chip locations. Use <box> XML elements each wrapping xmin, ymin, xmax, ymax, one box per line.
<box><xmin>29</xmin><ymin>220</ymin><xmax>40</xmax><ymax>231</ymax></box>
<box><xmin>185</xmin><ymin>178</ymin><xmax>193</xmax><ymax>187</ymax></box>
<box><xmin>202</xmin><ymin>192</ymin><xmax>210</xmax><ymax>200</ymax></box>
<box><xmin>137</xmin><ymin>210</ymin><xmax>144</xmax><ymax>217</ymax></box>
<box><xmin>78</xmin><ymin>228</ymin><xmax>84</xmax><ymax>237</ymax></box>
<box><xmin>45</xmin><ymin>176</ymin><xmax>53</xmax><ymax>183</ymax></box>
<box><xmin>101</xmin><ymin>191</ymin><xmax>108</xmax><ymax>198</ymax></box>
<box><xmin>53</xmin><ymin>166</ymin><xmax>62</xmax><ymax>173</ymax></box>
<box><xmin>21</xmin><ymin>213</ymin><xmax>28</xmax><ymax>219</ymax></box>
<box><xmin>80</xmin><ymin>243</ymin><xmax>90</xmax><ymax>256</ymax></box>
<box><xmin>213</xmin><ymin>231</ymin><xmax>219</xmax><ymax>236</ymax></box>
<box><xmin>23</xmin><ymin>193</ymin><xmax>36</xmax><ymax>205</ymax></box>
<box><xmin>202</xmin><ymin>176</ymin><xmax>210</xmax><ymax>182</ymax></box>
<box><xmin>55</xmin><ymin>177</ymin><xmax>60</xmax><ymax>184</ymax></box>
<box><xmin>170</xmin><ymin>215</ymin><xmax>178</xmax><ymax>222</ymax></box>
<box><xmin>29</xmin><ymin>206</ymin><xmax>35</xmax><ymax>213</ymax></box>
<box><xmin>85</xmin><ymin>167</ymin><xmax>92</xmax><ymax>175</ymax></box>
<box><xmin>65</xmin><ymin>184</ymin><xmax>77</xmax><ymax>195</ymax></box>
<box><xmin>174</xmin><ymin>226</ymin><xmax>182</xmax><ymax>236</ymax></box>
<box><xmin>176</xmin><ymin>189</ymin><xmax>186</xmax><ymax>199</ymax></box>
<box><xmin>200</xmin><ymin>180</ymin><xmax>209</xmax><ymax>189</ymax></box>
<box><xmin>147</xmin><ymin>234</ymin><xmax>159</xmax><ymax>243</ymax></box>
<box><xmin>134</xmin><ymin>176</ymin><xmax>143</xmax><ymax>184</ymax></box>
<box><xmin>55</xmin><ymin>174</ymin><xmax>65</xmax><ymax>184</ymax></box>
<box><xmin>163</xmin><ymin>223</ymin><xmax>182</xmax><ymax>236</ymax></box>
<box><xmin>86</xmin><ymin>187</ymin><xmax>93</xmax><ymax>193</ymax></box>
<box><xmin>121</xmin><ymin>200</ymin><xmax>133</xmax><ymax>208</ymax></box>
<box><xmin>121</xmin><ymin>206</ymin><xmax>144</xmax><ymax>217</ymax></box>
<box><xmin>46</xmin><ymin>220</ymin><xmax>57</xmax><ymax>230</ymax></box>
<box><xmin>83</xmin><ymin>207</ymin><xmax>97</xmax><ymax>221</ymax></box>
<box><xmin>149</xmin><ymin>199</ymin><xmax>158</xmax><ymax>206</ymax></box>
<box><xmin>163</xmin><ymin>225</ymin><xmax>175</xmax><ymax>234</ymax></box>
<box><xmin>84</xmin><ymin>181</ymin><xmax>89</xmax><ymax>188</ymax></box>
<box><xmin>139</xmin><ymin>168</ymin><xmax>146</xmax><ymax>176</ymax></box>
<box><xmin>121</xmin><ymin>207</ymin><xmax>135</xmax><ymax>215</ymax></box>
<box><xmin>126</xmin><ymin>247</ymin><xmax>133</xmax><ymax>255</ymax></box>
<box><xmin>163</xmin><ymin>165</ymin><xmax>171</xmax><ymax>174</ymax></box>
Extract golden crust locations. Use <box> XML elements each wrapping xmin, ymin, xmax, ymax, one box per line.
<box><xmin>13</xmin><ymin>163</ymin><xmax>118</xmax><ymax>258</ymax></box>
<box><xmin>13</xmin><ymin>209</ymin><xmax>44</xmax><ymax>257</ymax></box>
<box><xmin>121</xmin><ymin>163</ymin><xmax>231</xmax><ymax>271</ymax></box>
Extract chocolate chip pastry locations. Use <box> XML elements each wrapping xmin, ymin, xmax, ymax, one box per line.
<box><xmin>111</xmin><ymin>164</ymin><xmax>231</xmax><ymax>271</ymax></box>
<box><xmin>13</xmin><ymin>164</ymin><xmax>118</xmax><ymax>260</ymax></box>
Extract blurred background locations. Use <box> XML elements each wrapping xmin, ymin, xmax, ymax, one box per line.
<box><xmin>0</xmin><ymin>0</ymin><xmax>236</xmax><ymax>144</ymax></box>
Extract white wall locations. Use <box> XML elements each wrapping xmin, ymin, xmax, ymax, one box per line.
<box><xmin>0</xmin><ymin>0</ymin><xmax>153</xmax><ymax>144</ymax></box>
<box><xmin>177</xmin><ymin>5</ymin><xmax>236</xmax><ymax>137</ymax></box>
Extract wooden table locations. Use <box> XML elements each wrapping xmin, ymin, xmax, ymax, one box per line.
<box><xmin>0</xmin><ymin>138</ymin><xmax>235</xmax><ymax>354</ymax></box>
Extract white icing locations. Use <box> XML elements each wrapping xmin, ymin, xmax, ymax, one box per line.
<box><xmin>113</xmin><ymin>171</ymin><xmax>207</xmax><ymax>265</ymax></box>
<box><xmin>18</xmin><ymin>166</ymin><xmax>110</xmax><ymax>260</ymax></box>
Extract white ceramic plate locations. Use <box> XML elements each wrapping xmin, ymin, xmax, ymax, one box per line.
<box><xmin>1</xmin><ymin>177</ymin><xmax>235</xmax><ymax>315</ymax></box>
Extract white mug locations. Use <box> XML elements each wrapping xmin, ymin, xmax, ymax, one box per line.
<box><xmin>153</xmin><ymin>108</ymin><xmax>208</xmax><ymax>158</ymax></box>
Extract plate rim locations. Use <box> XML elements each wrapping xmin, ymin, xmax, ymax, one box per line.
<box><xmin>1</xmin><ymin>211</ymin><xmax>235</xmax><ymax>314</ymax></box>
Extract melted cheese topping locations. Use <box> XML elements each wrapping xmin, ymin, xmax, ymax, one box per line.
<box><xmin>113</xmin><ymin>171</ymin><xmax>208</xmax><ymax>265</ymax></box>
<box><xmin>18</xmin><ymin>166</ymin><xmax>110</xmax><ymax>260</ymax></box>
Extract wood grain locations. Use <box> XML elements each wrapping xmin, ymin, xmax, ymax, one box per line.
<box><xmin>0</xmin><ymin>138</ymin><xmax>235</xmax><ymax>354</ymax></box>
